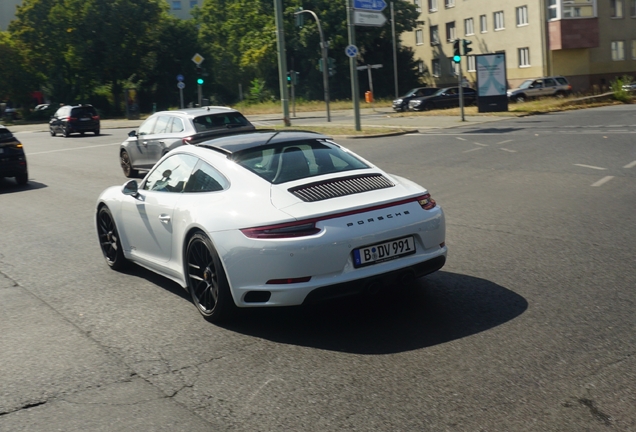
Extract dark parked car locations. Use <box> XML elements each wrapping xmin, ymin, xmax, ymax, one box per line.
<box><xmin>120</xmin><ymin>106</ymin><xmax>255</xmax><ymax>178</ymax></box>
<box><xmin>408</xmin><ymin>87</ymin><xmax>477</xmax><ymax>111</ymax></box>
<box><xmin>392</xmin><ymin>87</ymin><xmax>439</xmax><ymax>111</ymax></box>
<box><xmin>0</xmin><ymin>125</ymin><xmax>28</xmax><ymax>185</ymax></box>
<box><xmin>50</xmin><ymin>104</ymin><xmax>100</xmax><ymax>137</ymax></box>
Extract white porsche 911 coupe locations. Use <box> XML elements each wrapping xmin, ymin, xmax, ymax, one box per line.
<box><xmin>96</xmin><ymin>131</ymin><xmax>446</xmax><ymax>322</ymax></box>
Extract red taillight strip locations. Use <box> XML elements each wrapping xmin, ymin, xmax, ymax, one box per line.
<box><xmin>240</xmin><ymin>194</ymin><xmax>436</xmax><ymax>239</ymax></box>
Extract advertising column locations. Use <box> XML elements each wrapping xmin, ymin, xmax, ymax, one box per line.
<box><xmin>476</xmin><ymin>53</ymin><xmax>508</xmax><ymax>113</ymax></box>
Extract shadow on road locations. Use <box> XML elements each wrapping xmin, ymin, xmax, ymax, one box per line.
<box><xmin>221</xmin><ymin>271</ymin><xmax>527</xmax><ymax>355</ymax></box>
<box><xmin>0</xmin><ymin>179</ymin><xmax>47</xmax><ymax>194</ymax></box>
<box><xmin>460</xmin><ymin>128</ymin><xmax>524</xmax><ymax>134</ymax></box>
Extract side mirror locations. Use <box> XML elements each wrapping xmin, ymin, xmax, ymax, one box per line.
<box><xmin>128</xmin><ymin>130</ymin><xmax>138</xmax><ymax>138</ymax></box>
<box><xmin>122</xmin><ymin>179</ymin><xmax>139</xmax><ymax>197</ymax></box>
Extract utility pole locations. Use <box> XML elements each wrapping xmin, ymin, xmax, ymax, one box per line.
<box><xmin>391</xmin><ymin>1</ymin><xmax>398</xmax><ymax>99</ymax></box>
<box><xmin>346</xmin><ymin>0</ymin><xmax>361</xmax><ymax>131</ymax></box>
<box><xmin>274</xmin><ymin>0</ymin><xmax>291</xmax><ymax>126</ymax></box>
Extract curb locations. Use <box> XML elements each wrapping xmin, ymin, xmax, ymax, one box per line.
<box><xmin>341</xmin><ymin>129</ymin><xmax>419</xmax><ymax>139</ymax></box>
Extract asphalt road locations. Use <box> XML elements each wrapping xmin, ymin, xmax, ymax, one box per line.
<box><xmin>1</xmin><ymin>105</ymin><xmax>635</xmax><ymax>431</ymax></box>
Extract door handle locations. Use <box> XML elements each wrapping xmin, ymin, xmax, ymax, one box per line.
<box><xmin>142</xmin><ymin>141</ymin><xmax>148</xmax><ymax>146</ymax></box>
<box><xmin>159</xmin><ymin>214</ymin><xmax>171</xmax><ymax>223</ymax></box>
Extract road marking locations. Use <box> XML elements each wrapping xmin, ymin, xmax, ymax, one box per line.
<box><xmin>28</xmin><ymin>142</ymin><xmax>120</xmax><ymax>155</ymax></box>
<box><xmin>574</xmin><ymin>164</ymin><xmax>607</xmax><ymax>170</ymax></box>
<box><xmin>500</xmin><ymin>148</ymin><xmax>517</xmax><ymax>153</ymax></box>
<box><xmin>463</xmin><ymin>147</ymin><xmax>483</xmax><ymax>153</ymax></box>
<box><xmin>623</xmin><ymin>160</ymin><xmax>636</xmax><ymax>169</ymax></box>
<box><xmin>497</xmin><ymin>139</ymin><xmax>513</xmax><ymax>144</ymax></box>
<box><xmin>473</xmin><ymin>142</ymin><xmax>488</xmax><ymax>146</ymax></box>
<box><xmin>591</xmin><ymin>176</ymin><xmax>615</xmax><ymax>187</ymax></box>
<box><xmin>456</xmin><ymin>137</ymin><xmax>467</xmax><ymax>141</ymax></box>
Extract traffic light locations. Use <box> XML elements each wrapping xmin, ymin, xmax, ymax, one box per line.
<box><xmin>452</xmin><ymin>39</ymin><xmax>461</xmax><ymax>63</ymax></box>
<box><xmin>462</xmin><ymin>39</ymin><xmax>473</xmax><ymax>56</ymax></box>
<box><xmin>295</xmin><ymin>7</ymin><xmax>304</xmax><ymax>27</ymax></box>
<box><xmin>328</xmin><ymin>57</ymin><xmax>336</xmax><ymax>77</ymax></box>
<box><xmin>197</xmin><ymin>78</ymin><xmax>204</xmax><ymax>85</ymax></box>
<box><xmin>196</xmin><ymin>66</ymin><xmax>203</xmax><ymax>85</ymax></box>
<box><xmin>287</xmin><ymin>72</ymin><xmax>291</xmax><ymax>84</ymax></box>
<box><xmin>294</xmin><ymin>71</ymin><xmax>300</xmax><ymax>85</ymax></box>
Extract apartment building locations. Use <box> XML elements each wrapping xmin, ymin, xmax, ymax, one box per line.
<box><xmin>404</xmin><ymin>0</ymin><xmax>636</xmax><ymax>92</ymax></box>
<box><xmin>0</xmin><ymin>0</ymin><xmax>199</xmax><ymax>31</ymax></box>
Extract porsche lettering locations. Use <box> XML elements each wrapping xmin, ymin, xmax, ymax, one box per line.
<box><xmin>346</xmin><ymin>211</ymin><xmax>410</xmax><ymax>227</ymax></box>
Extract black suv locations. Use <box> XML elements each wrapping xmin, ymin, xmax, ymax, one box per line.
<box><xmin>0</xmin><ymin>125</ymin><xmax>28</xmax><ymax>185</ymax></box>
<box><xmin>50</xmin><ymin>104</ymin><xmax>100</xmax><ymax>137</ymax></box>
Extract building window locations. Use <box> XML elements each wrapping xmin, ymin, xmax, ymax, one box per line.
<box><xmin>172</xmin><ymin>0</ymin><xmax>182</xmax><ymax>10</ymax></box>
<box><xmin>516</xmin><ymin>6</ymin><xmax>528</xmax><ymax>26</ymax></box>
<box><xmin>494</xmin><ymin>11</ymin><xmax>505</xmax><ymax>30</ymax></box>
<box><xmin>612</xmin><ymin>0</ymin><xmax>624</xmax><ymax>17</ymax></box>
<box><xmin>432</xmin><ymin>59</ymin><xmax>441</xmax><ymax>77</ymax></box>
<box><xmin>611</xmin><ymin>41</ymin><xmax>625</xmax><ymax>60</ymax></box>
<box><xmin>414</xmin><ymin>0</ymin><xmax>422</xmax><ymax>13</ymax></box>
<box><xmin>631</xmin><ymin>0</ymin><xmax>636</xmax><ymax>16</ymax></box>
<box><xmin>480</xmin><ymin>14</ymin><xmax>487</xmax><ymax>32</ymax></box>
<box><xmin>445</xmin><ymin>0</ymin><xmax>455</xmax><ymax>8</ymax></box>
<box><xmin>418</xmin><ymin>60</ymin><xmax>426</xmax><ymax>74</ymax></box>
<box><xmin>446</xmin><ymin>21</ymin><xmax>456</xmax><ymax>42</ymax></box>
<box><xmin>467</xmin><ymin>55</ymin><xmax>476</xmax><ymax>72</ymax></box>
<box><xmin>430</xmin><ymin>25</ymin><xmax>440</xmax><ymax>45</ymax></box>
<box><xmin>465</xmin><ymin>18</ymin><xmax>474</xmax><ymax>35</ymax></box>
<box><xmin>416</xmin><ymin>29</ymin><xmax>424</xmax><ymax>45</ymax></box>
<box><xmin>548</xmin><ymin>0</ymin><xmax>559</xmax><ymax>20</ymax></box>
<box><xmin>429</xmin><ymin>0</ymin><xmax>438</xmax><ymax>12</ymax></box>
<box><xmin>518</xmin><ymin>48</ymin><xmax>530</xmax><ymax>67</ymax></box>
<box><xmin>190</xmin><ymin>0</ymin><xmax>198</xmax><ymax>7</ymax></box>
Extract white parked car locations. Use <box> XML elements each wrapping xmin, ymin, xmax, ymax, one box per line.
<box><xmin>96</xmin><ymin>131</ymin><xmax>447</xmax><ymax>322</ymax></box>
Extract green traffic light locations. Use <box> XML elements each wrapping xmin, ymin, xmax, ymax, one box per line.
<box><xmin>197</xmin><ymin>78</ymin><xmax>204</xmax><ymax>85</ymax></box>
<box><xmin>453</xmin><ymin>55</ymin><xmax>461</xmax><ymax>63</ymax></box>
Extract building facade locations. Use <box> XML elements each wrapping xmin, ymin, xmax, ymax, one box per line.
<box><xmin>403</xmin><ymin>0</ymin><xmax>636</xmax><ymax>92</ymax></box>
<box><xmin>0</xmin><ymin>0</ymin><xmax>199</xmax><ymax>31</ymax></box>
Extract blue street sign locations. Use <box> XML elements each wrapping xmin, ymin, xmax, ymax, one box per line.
<box><xmin>345</xmin><ymin>45</ymin><xmax>359</xmax><ymax>58</ymax></box>
<box><xmin>354</xmin><ymin>0</ymin><xmax>386</xmax><ymax>12</ymax></box>
<box><xmin>176</xmin><ymin>74</ymin><xmax>184</xmax><ymax>82</ymax></box>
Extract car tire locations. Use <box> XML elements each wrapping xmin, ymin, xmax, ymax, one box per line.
<box><xmin>185</xmin><ymin>232</ymin><xmax>237</xmax><ymax>323</ymax></box>
<box><xmin>120</xmin><ymin>150</ymin><xmax>139</xmax><ymax>178</ymax></box>
<box><xmin>50</xmin><ymin>127</ymin><xmax>56</xmax><ymax>137</ymax></box>
<box><xmin>97</xmin><ymin>205</ymin><xmax>129</xmax><ymax>271</ymax></box>
<box><xmin>515</xmin><ymin>94</ymin><xmax>526</xmax><ymax>103</ymax></box>
<box><xmin>63</xmin><ymin>127</ymin><xmax>71</xmax><ymax>137</ymax></box>
<box><xmin>94</xmin><ymin>129</ymin><xmax>100</xmax><ymax>136</ymax></box>
<box><xmin>15</xmin><ymin>173</ymin><xmax>28</xmax><ymax>186</ymax></box>
<box><xmin>555</xmin><ymin>91</ymin><xmax>565</xmax><ymax>98</ymax></box>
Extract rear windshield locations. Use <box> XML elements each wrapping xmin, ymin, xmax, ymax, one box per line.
<box><xmin>0</xmin><ymin>128</ymin><xmax>12</xmax><ymax>139</ymax></box>
<box><xmin>231</xmin><ymin>139</ymin><xmax>370</xmax><ymax>184</ymax></box>
<box><xmin>71</xmin><ymin>106</ymin><xmax>97</xmax><ymax>116</ymax></box>
<box><xmin>192</xmin><ymin>112</ymin><xmax>251</xmax><ymax>132</ymax></box>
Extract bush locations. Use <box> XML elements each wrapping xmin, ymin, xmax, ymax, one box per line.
<box><xmin>611</xmin><ymin>76</ymin><xmax>634</xmax><ymax>103</ymax></box>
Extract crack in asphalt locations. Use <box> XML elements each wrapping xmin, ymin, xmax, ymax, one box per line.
<box><xmin>578</xmin><ymin>398</ymin><xmax>613</xmax><ymax>426</ymax></box>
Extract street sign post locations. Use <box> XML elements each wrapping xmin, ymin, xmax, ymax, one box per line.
<box><xmin>356</xmin><ymin>64</ymin><xmax>382</xmax><ymax>110</ymax></box>
<box><xmin>191</xmin><ymin>53</ymin><xmax>204</xmax><ymax>65</ymax></box>
<box><xmin>177</xmin><ymin>79</ymin><xmax>185</xmax><ymax>108</ymax></box>
<box><xmin>354</xmin><ymin>10</ymin><xmax>387</xmax><ymax>26</ymax></box>
<box><xmin>191</xmin><ymin>54</ymin><xmax>204</xmax><ymax>106</ymax></box>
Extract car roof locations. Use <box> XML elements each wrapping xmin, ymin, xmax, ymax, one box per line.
<box><xmin>195</xmin><ymin>130</ymin><xmax>331</xmax><ymax>154</ymax></box>
<box><xmin>154</xmin><ymin>106</ymin><xmax>239</xmax><ymax>118</ymax></box>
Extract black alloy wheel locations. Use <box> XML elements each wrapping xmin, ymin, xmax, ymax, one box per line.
<box><xmin>97</xmin><ymin>206</ymin><xmax>128</xmax><ymax>270</ymax></box>
<box><xmin>15</xmin><ymin>173</ymin><xmax>28</xmax><ymax>186</ymax></box>
<box><xmin>63</xmin><ymin>127</ymin><xmax>71</xmax><ymax>137</ymax></box>
<box><xmin>186</xmin><ymin>233</ymin><xmax>236</xmax><ymax>323</ymax></box>
<box><xmin>50</xmin><ymin>127</ymin><xmax>56</xmax><ymax>137</ymax></box>
<box><xmin>120</xmin><ymin>150</ymin><xmax>139</xmax><ymax>178</ymax></box>
<box><xmin>94</xmin><ymin>129</ymin><xmax>100</xmax><ymax>136</ymax></box>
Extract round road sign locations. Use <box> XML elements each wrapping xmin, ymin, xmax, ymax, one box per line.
<box><xmin>177</xmin><ymin>74</ymin><xmax>184</xmax><ymax>82</ymax></box>
<box><xmin>177</xmin><ymin>82</ymin><xmax>186</xmax><ymax>89</ymax></box>
<box><xmin>345</xmin><ymin>45</ymin><xmax>359</xmax><ymax>58</ymax></box>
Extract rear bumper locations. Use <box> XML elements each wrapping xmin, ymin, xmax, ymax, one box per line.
<box><xmin>0</xmin><ymin>157</ymin><xmax>27</xmax><ymax>177</ymax></box>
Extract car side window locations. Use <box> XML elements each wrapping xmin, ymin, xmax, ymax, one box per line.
<box><xmin>142</xmin><ymin>153</ymin><xmax>198</xmax><ymax>192</ymax></box>
<box><xmin>153</xmin><ymin>115</ymin><xmax>172</xmax><ymax>134</ymax></box>
<box><xmin>171</xmin><ymin>117</ymin><xmax>185</xmax><ymax>133</ymax></box>
<box><xmin>556</xmin><ymin>77</ymin><xmax>568</xmax><ymax>85</ymax></box>
<box><xmin>138</xmin><ymin>117</ymin><xmax>157</xmax><ymax>136</ymax></box>
<box><xmin>544</xmin><ymin>78</ymin><xmax>557</xmax><ymax>87</ymax></box>
<box><xmin>184</xmin><ymin>160</ymin><xmax>229</xmax><ymax>192</ymax></box>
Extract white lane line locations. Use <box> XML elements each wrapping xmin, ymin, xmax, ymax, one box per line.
<box><xmin>473</xmin><ymin>142</ymin><xmax>488</xmax><ymax>147</ymax></box>
<box><xmin>623</xmin><ymin>160</ymin><xmax>636</xmax><ymax>169</ymax></box>
<box><xmin>574</xmin><ymin>164</ymin><xmax>607</xmax><ymax>170</ymax></box>
<box><xmin>500</xmin><ymin>148</ymin><xmax>517</xmax><ymax>153</ymax></box>
<box><xmin>28</xmin><ymin>142</ymin><xmax>120</xmax><ymax>156</ymax></box>
<box><xmin>463</xmin><ymin>147</ymin><xmax>483</xmax><ymax>153</ymax></box>
<box><xmin>591</xmin><ymin>176</ymin><xmax>615</xmax><ymax>187</ymax></box>
<box><xmin>497</xmin><ymin>139</ymin><xmax>513</xmax><ymax>144</ymax></box>
<box><xmin>456</xmin><ymin>137</ymin><xmax>467</xmax><ymax>141</ymax></box>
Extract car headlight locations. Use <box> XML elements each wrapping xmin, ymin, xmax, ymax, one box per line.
<box><xmin>412</xmin><ymin>100</ymin><xmax>421</xmax><ymax>106</ymax></box>
<box><xmin>395</xmin><ymin>99</ymin><xmax>403</xmax><ymax>104</ymax></box>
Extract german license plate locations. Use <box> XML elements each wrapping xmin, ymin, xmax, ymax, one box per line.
<box><xmin>353</xmin><ymin>236</ymin><xmax>415</xmax><ymax>268</ymax></box>
<box><xmin>80</xmin><ymin>117</ymin><xmax>90</xmax><ymax>121</ymax></box>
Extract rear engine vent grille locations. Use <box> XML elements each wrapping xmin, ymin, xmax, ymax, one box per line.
<box><xmin>289</xmin><ymin>174</ymin><xmax>395</xmax><ymax>202</ymax></box>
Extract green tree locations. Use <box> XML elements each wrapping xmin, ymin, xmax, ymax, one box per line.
<box><xmin>0</xmin><ymin>32</ymin><xmax>39</xmax><ymax>110</ymax></box>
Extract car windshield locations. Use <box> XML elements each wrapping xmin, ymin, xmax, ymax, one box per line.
<box><xmin>231</xmin><ymin>139</ymin><xmax>370</xmax><ymax>184</ymax></box>
<box><xmin>403</xmin><ymin>88</ymin><xmax>420</xmax><ymax>97</ymax></box>
<box><xmin>518</xmin><ymin>80</ymin><xmax>534</xmax><ymax>89</ymax></box>
<box><xmin>192</xmin><ymin>112</ymin><xmax>251</xmax><ymax>132</ymax></box>
<box><xmin>433</xmin><ymin>88</ymin><xmax>447</xmax><ymax>96</ymax></box>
